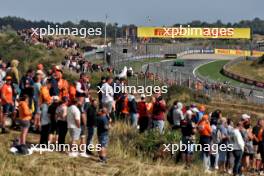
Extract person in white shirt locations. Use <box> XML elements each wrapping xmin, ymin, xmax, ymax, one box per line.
<box><xmin>231</xmin><ymin>122</ymin><xmax>245</xmax><ymax>176</ymax></box>
<box><xmin>101</xmin><ymin>77</ymin><xmax>114</xmax><ymax>114</ymax></box>
<box><xmin>0</xmin><ymin>63</ymin><xmax>6</xmax><ymax>86</ymax></box>
<box><xmin>67</xmin><ymin>99</ymin><xmax>81</xmax><ymax>157</ymax></box>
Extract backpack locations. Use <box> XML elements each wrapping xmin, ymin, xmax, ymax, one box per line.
<box><xmin>16</xmin><ymin>144</ymin><xmax>30</xmax><ymax>155</ymax></box>
<box><xmin>212</xmin><ymin>127</ymin><xmax>222</xmax><ymax>144</ymax></box>
<box><xmin>167</xmin><ymin>107</ymin><xmax>175</xmax><ymax>125</ymax></box>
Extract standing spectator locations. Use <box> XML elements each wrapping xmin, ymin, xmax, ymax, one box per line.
<box><xmin>56</xmin><ymin>96</ymin><xmax>68</xmax><ymax>144</ymax></box>
<box><xmin>258</xmin><ymin>119</ymin><xmax>264</xmax><ymax>175</ymax></box>
<box><xmin>76</xmin><ymin>73</ymin><xmax>89</xmax><ymax>98</ymax></box>
<box><xmin>48</xmin><ymin>96</ymin><xmax>60</xmax><ymax>143</ymax></box>
<box><xmin>6</xmin><ymin>59</ymin><xmax>19</xmax><ymax>85</ymax></box>
<box><xmin>128</xmin><ymin>94</ymin><xmax>138</xmax><ymax>127</ymax></box>
<box><xmin>226</xmin><ymin>118</ymin><xmax>235</xmax><ymax>174</ymax></box>
<box><xmin>217</xmin><ymin>118</ymin><xmax>229</xmax><ymax>173</ymax></box>
<box><xmin>167</xmin><ymin>101</ymin><xmax>178</xmax><ymax>129</ymax></box>
<box><xmin>67</xmin><ymin>99</ymin><xmax>81</xmax><ymax>157</ymax></box>
<box><xmin>77</xmin><ymin>98</ymin><xmax>89</xmax><ymax>158</ymax></box>
<box><xmin>101</xmin><ymin>77</ymin><xmax>114</xmax><ymax>114</ymax></box>
<box><xmin>181</xmin><ymin>110</ymin><xmax>196</xmax><ymax>169</ymax></box>
<box><xmin>18</xmin><ymin>95</ymin><xmax>32</xmax><ymax>145</ymax></box>
<box><xmin>172</xmin><ymin>102</ymin><xmax>184</xmax><ymax>130</ymax></box>
<box><xmin>1</xmin><ymin>76</ymin><xmax>14</xmax><ymax>133</ymax></box>
<box><xmin>39</xmin><ymin>80</ymin><xmax>52</xmax><ymax>145</ymax></box>
<box><xmin>230</xmin><ymin>122</ymin><xmax>245</xmax><ymax>176</ymax></box>
<box><xmin>151</xmin><ymin>94</ymin><xmax>166</xmax><ymax>133</ymax></box>
<box><xmin>240</xmin><ymin>114</ymin><xmax>254</xmax><ymax>173</ymax></box>
<box><xmin>97</xmin><ymin>108</ymin><xmax>110</xmax><ymax>163</ymax></box>
<box><xmin>0</xmin><ymin>63</ymin><xmax>6</xmax><ymax>86</ymax></box>
<box><xmin>97</xmin><ymin>76</ymin><xmax>106</xmax><ymax>108</ymax></box>
<box><xmin>86</xmin><ymin>99</ymin><xmax>98</xmax><ymax>155</ymax></box>
<box><xmin>197</xmin><ymin>114</ymin><xmax>212</xmax><ymax>173</ymax></box>
<box><xmin>252</xmin><ymin>119</ymin><xmax>262</xmax><ymax>172</ymax></box>
<box><xmin>198</xmin><ymin>105</ymin><xmax>206</xmax><ymax>122</ymax></box>
<box><xmin>32</xmin><ymin>72</ymin><xmax>42</xmax><ymax>131</ymax></box>
<box><xmin>137</xmin><ymin>94</ymin><xmax>149</xmax><ymax>133</ymax></box>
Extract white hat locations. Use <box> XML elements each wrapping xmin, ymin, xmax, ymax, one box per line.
<box><xmin>241</xmin><ymin>114</ymin><xmax>250</xmax><ymax>120</ymax></box>
<box><xmin>141</xmin><ymin>94</ymin><xmax>146</xmax><ymax>98</ymax></box>
<box><xmin>191</xmin><ymin>107</ymin><xmax>199</xmax><ymax>113</ymax></box>
<box><xmin>52</xmin><ymin>96</ymin><xmax>60</xmax><ymax>102</ymax></box>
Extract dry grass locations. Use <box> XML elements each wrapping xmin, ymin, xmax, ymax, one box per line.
<box><xmin>226</xmin><ymin>60</ymin><xmax>264</xmax><ymax>82</ymax></box>
<box><xmin>0</xmin><ymin>123</ymin><xmax>217</xmax><ymax>176</ymax></box>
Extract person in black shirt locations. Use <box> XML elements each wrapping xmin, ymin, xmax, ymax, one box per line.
<box><xmin>86</xmin><ymin>99</ymin><xmax>98</xmax><ymax>155</ymax></box>
<box><xmin>181</xmin><ymin>110</ymin><xmax>196</xmax><ymax>169</ymax></box>
<box><xmin>97</xmin><ymin>108</ymin><xmax>110</xmax><ymax>163</ymax></box>
<box><xmin>48</xmin><ymin>96</ymin><xmax>60</xmax><ymax>143</ymax></box>
<box><xmin>97</xmin><ymin>76</ymin><xmax>106</xmax><ymax>108</ymax></box>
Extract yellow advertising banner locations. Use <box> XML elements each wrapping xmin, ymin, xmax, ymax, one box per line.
<box><xmin>137</xmin><ymin>26</ymin><xmax>251</xmax><ymax>39</ymax></box>
<box><xmin>252</xmin><ymin>51</ymin><xmax>264</xmax><ymax>57</ymax></box>
<box><xmin>214</xmin><ymin>49</ymin><xmax>251</xmax><ymax>56</ymax></box>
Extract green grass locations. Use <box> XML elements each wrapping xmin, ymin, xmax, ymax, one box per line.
<box><xmin>196</xmin><ymin>60</ymin><xmax>247</xmax><ymax>86</ymax></box>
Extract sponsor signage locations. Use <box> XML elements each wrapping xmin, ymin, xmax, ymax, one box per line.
<box><xmin>137</xmin><ymin>26</ymin><xmax>251</xmax><ymax>39</ymax></box>
<box><xmin>214</xmin><ymin>49</ymin><xmax>251</xmax><ymax>56</ymax></box>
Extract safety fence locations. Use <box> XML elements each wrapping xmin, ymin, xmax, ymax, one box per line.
<box><xmin>109</xmin><ymin>44</ymin><xmax>264</xmax><ymax>104</ymax></box>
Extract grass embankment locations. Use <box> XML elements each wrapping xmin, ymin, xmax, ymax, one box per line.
<box><xmin>226</xmin><ymin>60</ymin><xmax>264</xmax><ymax>83</ymax></box>
<box><xmin>0</xmin><ymin>32</ymin><xmax>68</xmax><ymax>73</ymax></box>
<box><xmin>196</xmin><ymin>60</ymin><xmax>245</xmax><ymax>85</ymax></box>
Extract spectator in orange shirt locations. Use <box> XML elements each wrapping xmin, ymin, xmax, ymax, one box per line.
<box><xmin>56</xmin><ymin>69</ymin><xmax>69</xmax><ymax>98</ymax></box>
<box><xmin>120</xmin><ymin>93</ymin><xmax>129</xmax><ymax>121</ymax></box>
<box><xmin>39</xmin><ymin>79</ymin><xmax>52</xmax><ymax>144</ymax></box>
<box><xmin>197</xmin><ymin>114</ymin><xmax>212</xmax><ymax>173</ymax></box>
<box><xmin>18</xmin><ymin>95</ymin><xmax>32</xmax><ymax>145</ymax></box>
<box><xmin>69</xmin><ymin>82</ymin><xmax>77</xmax><ymax>103</ymax></box>
<box><xmin>1</xmin><ymin>76</ymin><xmax>14</xmax><ymax>133</ymax></box>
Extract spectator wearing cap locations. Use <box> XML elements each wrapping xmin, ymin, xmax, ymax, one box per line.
<box><xmin>197</xmin><ymin>114</ymin><xmax>212</xmax><ymax>173</ymax></box>
<box><xmin>0</xmin><ymin>76</ymin><xmax>14</xmax><ymax>133</ymax></box>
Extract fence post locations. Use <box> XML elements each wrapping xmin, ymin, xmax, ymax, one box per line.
<box><xmin>188</xmin><ymin>76</ymin><xmax>191</xmax><ymax>88</ymax></box>
<box><xmin>179</xmin><ymin>72</ymin><xmax>182</xmax><ymax>86</ymax></box>
<box><xmin>136</xmin><ymin>75</ymin><xmax>139</xmax><ymax>86</ymax></box>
